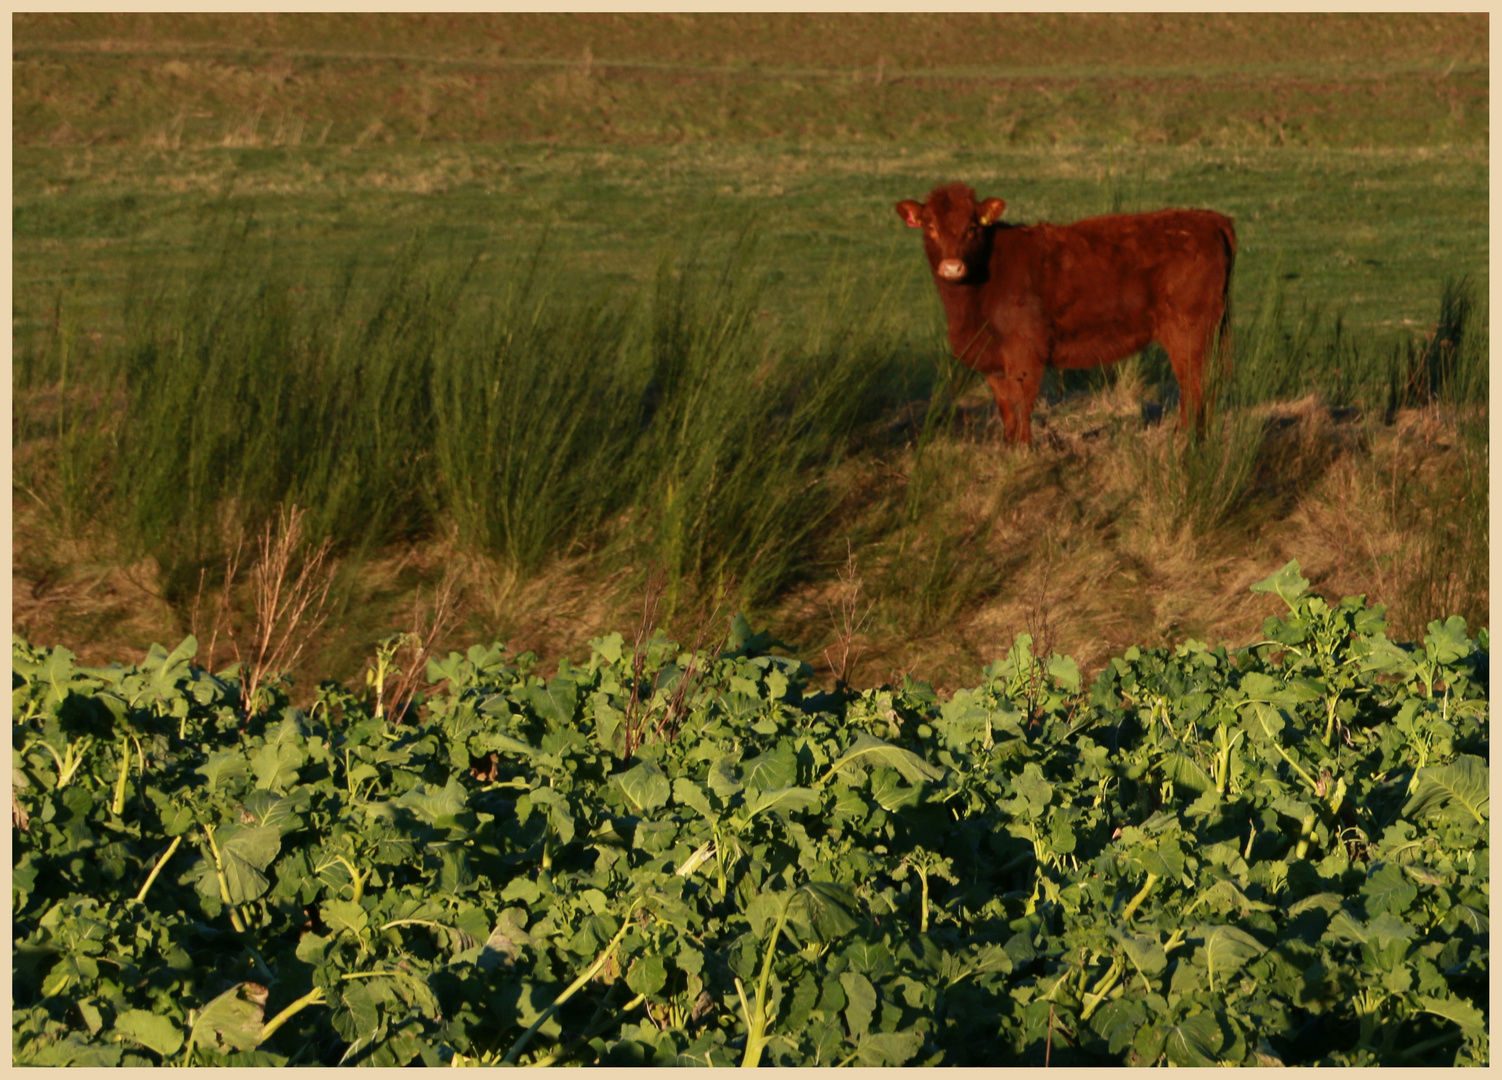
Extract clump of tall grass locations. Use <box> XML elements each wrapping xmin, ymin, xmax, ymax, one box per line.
<box><xmin>1378</xmin><ymin>276</ymin><xmax>1488</xmax><ymax>634</ymax></box>
<box><xmin>1125</xmin><ymin>275</ymin><xmax>1487</xmax><ymax>542</ymax></box>
<box><xmin>629</xmin><ymin>235</ymin><xmax>915</xmax><ymax>607</ymax></box>
<box><xmin>20</xmin><ymin>214</ymin><xmax>927</xmax><ymax>617</ymax></box>
<box><xmin>90</xmin><ymin>226</ymin><xmax>465</xmax><ymax>600</ymax></box>
<box><xmin>429</xmin><ymin>229</ymin><xmax>920</xmax><ymax>608</ymax></box>
<box><xmin>1384</xmin><ymin>275</ymin><xmax>1488</xmax><ymax>417</ymax></box>
<box><xmin>428</xmin><ymin>251</ymin><xmax>644</xmax><ymax>573</ymax></box>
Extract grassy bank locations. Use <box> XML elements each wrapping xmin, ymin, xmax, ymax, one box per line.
<box><xmin>10</xmin><ymin>13</ymin><xmax>1489</xmax><ymax>693</ymax></box>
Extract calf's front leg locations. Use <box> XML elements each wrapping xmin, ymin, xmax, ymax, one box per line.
<box><xmin>985</xmin><ymin>357</ymin><xmax>1043</xmax><ymax>446</ymax></box>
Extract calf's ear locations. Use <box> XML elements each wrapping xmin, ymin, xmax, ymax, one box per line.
<box><xmin>895</xmin><ymin>200</ymin><xmax>925</xmax><ymax>228</ymax></box>
<box><xmin>977</xmin><ymin>198</ymin><xmax>1006</xmax><ymax>226</ymax></box>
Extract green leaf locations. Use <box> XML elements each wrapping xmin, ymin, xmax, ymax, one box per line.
<box><xmin>707</xmin><ymin>753</ymin><xmax>744</xmax><ymax>801</ymax></box>
<box><xmin>1423</xmin><ymin>616</ymin><xmax>1472</xmax><ymax>666</ymax></box>
<box><xmin>869</xmin><ymin>768</ymin><xmax>923</xmax><ymax>812</ymax></box>
<box><xmin>1287</xmin><ymin>892</ymin><xmax>1345</xmax><ymax>918</ymax></box>
<box><xmin>472</xmin><ymin>731</ymin><xmax>538</xmax><ymax>759</ymax></box>
<box><xmin>1403</xmin><ymin>755</ymin><xmax>1488</xmax><ymax>826</ymax></box>
<box><xmin>1090</xmin><ymin>997</ymin><xmax>1147</xmax><ymax>1055</ymax></box>
<box><xmin>1364</xmin><ymin>911</ymin><xmax>1417</xmax><ymax>949</ymax></box>
<box><xmin>1193</xmin><ymin>925</ymin><xmax>1265</xmax><ymax>991</ymax></box>
<box><xmin>197</xmin><ymin>750</ymin><xmax>250</xmax><ymax>793</ymax></box>
<box><xmin>851</xmin><ymin>1030</ymin><xmax>924</xmax><ymax>1066</ymax></box>
<box><xmin>115</xmin><ymin>1009</ymin><xmax>185</xmax><ymax>1057</ymax></box>
<box><xmin>1115</xmin><ymin>930</ymin><xmax>1168</xmax><ymax>978</ymax></box>
<box><xmin>671</xmin><ymin>777</ymin><xmax>716</xmax><ymax>819</ymax></box>
<box><xmin>393</xmin><ymin>776</ymin><xmax>469</xmax><ymax>825</ymax></box>
<box><xmin>1326</xmin><ymin>910</ymin><xmax>1414</xmax><ymax>949</ymax></box>
<box><xmin>746</xmin><ymin>890</ymin><xmax>788</xmax><ymax>939</ymax></box>
<box><xmin>841</xmin><ymin>939</ymin><xmax>896</xmax><ymax>979</ymax></box>
<box><xmin>1356</xmin><ymin>633</ymin><xmax>1416</xmax><ymax>678</ymax></box>
<box><xmin>743</xmin><ymin>785</ymin><xmax>820</xmax><ymax>819</ymax></box>
<box><xmin>935</xmin><ymin>689</ymin><xmax>998</xmax><ymax>750</ymax></box>
<box><xmin>239</xmin><ymin>789</ymin><xmax>302</xmax><ymax>833</ymax></box>
<box><xmin>148</xmin><ymin>635</ymin><xmax>198</xmax><ymax>688</ymax></box>
<box><xmin>217</xmin><ymin>825</ymin><xmax>281</xmax><ymax>904</ymax></box>
<box><xmin>1186</xmin><ymin>879</ymin><xmax>1274</xmax><ymax>918</ymax></box>
<box><xmin>20</xmin><ymin>1032</ymin><xmax>123</xmax><ymax>1067</ymax></box>
<box><xmin>626</xmin><ymin>954</ymin><xmax>668</xmax><ymax>998</ymax></box>
<box><xmin>251</xmin><ymin>716</ymin><xmax>308</xmax><ymax>793</ymax></box>
<box><xmin>825</xmin><ymin>732</ymin><xmax>944</xmax><ymax>786</ymax></box>
<box><xmin>1361</xmin><ymin>862</ymin><xmax>1418</xmax><ymax>917</ymax></box>
<box><xmin>1046</xmin><ymin>654</ymin><xmax>1081</xmax><ymax>693</ymax></box>
<box><xmin>480</xmin><ymin>909</ymin><xmax>534</xmax><ymax>970</ymax></box>
<box><xmin>295</xmin><ymin>932</ymin><xmax>331</xmax><ymax>966</ymax></box>
<box><xmin>330</xmin><ymin>979</ymin><xmax>381</xmax><ymax>1043</ymax></box>
<box><xmin>1009</xmin><ymin>762</ymin><xmax>1054</xmax><ymax>813</ymax></box>
<box><xmin>322</xmin><ymin>898</ymin><xmax>369</xmax><ymax>938</ymax></box>
<box><xmin>1161</xmin><ymin>1011</ymin><xmax>1223</xmax><ymax>1066</ymax></box>
<box><xmin>1159</xmin><ymin>753</ymin><xmax>1214</xmax><ymax>794</ymax></box>
<box><xmin>592</xmin><ymin>632</ymin><xmax>625</xmax><ymax>664</ymax></box>
<box><xmin>520</xmin><ymin>676</ymin><xmax>579</xmax><ymax>726</ymax></box>
<box><xmin>742</xmin><ymin>744</ymin><xmax>798</xmax><ymax>792</ymax></box>
<box><xmin>1249</xmin><ymin>559</ymin><xmax>1310</xmax><ymax>610</ymax></box>
<box><xmin>616</xmin><ymin>760</ymin><xmax>671</xmax><ymax>813</ymax></box>
<box><xmin>794</xmin><ymin>881</ymin><xmax>860</xmax><ymax>942</ymax></box>
<box><xmin>1417</xmin><ymin>994</ymin><xmax>1486</xmax><ymax>1035</ymax></box>
<box><xmin>839</xmin><ymin>971</ymin><xmax>876</xmax><ymax>1038</ymax></box>
<box><xmin>191</xmin><ymin>983</ymin><xmax>265</xmax><ymax>1054</ymax></box>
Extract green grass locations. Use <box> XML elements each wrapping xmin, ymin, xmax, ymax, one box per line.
<box><xmin>16</xmin><ymin>217</ymin><xmax>926</xmax><ymax>615</ymax></box>
<box><xmin>12</xmin><ymin>144</ymin><xmax>1487</xmax><ymax>352</ymax></box>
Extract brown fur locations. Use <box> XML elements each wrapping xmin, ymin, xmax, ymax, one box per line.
<box><xmin>898</xmin><ymin>182</ymin><xmax>1236</xmax><ymax>445</ymax></box>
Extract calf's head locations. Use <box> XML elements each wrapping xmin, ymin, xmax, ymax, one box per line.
<box><xmin>895</xmin><ymin>183</ymin><xmax>1005</xmax><ymax>283</ymax></box>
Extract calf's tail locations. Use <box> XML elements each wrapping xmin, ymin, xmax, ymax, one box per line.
<box><xmin>1214</xmin><ymin>219</ymin><xmax>1237</xmax><ymax>381</ymax></box>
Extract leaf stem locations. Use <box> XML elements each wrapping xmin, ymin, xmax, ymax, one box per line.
<box><xmin>257</xmin><ymin>986</ymin><xmax>327</xmax><ymax>1047</ymax></box>
<box><xmin>1079</xmin><ymin>959</ymin><xmax>1123</xmax><ymax>1021</ymax></box>
<box><xmin>741</xmin><ymin>893</ymin><xmax>795</xmax><ymax>1067</ymax></box>
<box><xmin>133</xmin><ymin>835</ymin><xmax>183</xmax><ymax>904</ymax></box>
<box><xmin>111</xmin><ymin>739</ymin><xmax>131</xmax><ymax>815</ymax></box>
<box><xmin>1398</xmin><ymin>1028</ymin><xmax>1465</xmax><ymax>1060</ymax></box>
<box><xmin>1120</xmin><ymin>872</ymin><xmax>1160</xmax><ymax>922</ymax></box>
<box><xmin>1294</xmin><ymin>813</ymin><xmax>1318</xmax><ymax>861</ymax></box>
<box><xmin>503</xmin><ymin>898</ymin><xmax>640</xmax><ymax>1064</ymax></box>
<box><xmin>202</xmin><ymin>824</ymin><xmax>247</xmax><ymax>933</ymax></box>
<box><xmin>522</xmin><ymin>993</ymin><xmax>647</xmax><ymax>1068</ymax></box>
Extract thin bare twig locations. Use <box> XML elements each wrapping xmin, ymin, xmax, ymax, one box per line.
<box><xmin>621</xmin><ymin>567</ymin><xmax>667</xmax><ymax>761</ymax></box>
<box><xmin>376</xmin><ymin>568</ymin><xmax>466</xmax><ymax>724</ymax></box>
<box><xmin>823</xmin><ymin>539</ymin><xmax>873</xmax><ymax>691</ymax></box>
<box><xmin>653</xmin><ymin>583</ymin><xmax>733</xmax><ymax>744</ymax></box>
<box><xmin>222</xmin><ymin>505</ymin><xmax>336</xmax><ymax>722</ymax></box>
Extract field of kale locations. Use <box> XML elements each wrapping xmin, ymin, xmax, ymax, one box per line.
<box><xmin>12</xmin><ymin>563</ymin><xmax>1489</xmax><ymax>1066</ymax></box>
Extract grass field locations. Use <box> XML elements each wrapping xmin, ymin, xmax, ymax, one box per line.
<box><xmin>11</xmin><ymin>13</ymin><xmax>1489</xmax><ymax>694</ymax></box>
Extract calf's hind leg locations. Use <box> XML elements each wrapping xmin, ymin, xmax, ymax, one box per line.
<box><xmin>1157</xmin><ymin>319</ymin><xmax>1211</xmax><ymax>433</ymax></box>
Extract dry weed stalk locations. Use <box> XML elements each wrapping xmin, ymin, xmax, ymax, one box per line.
<box><xmin>823</xmin><ymin>541</ymin><xmax>873</xmax><ymax>691</ymax></box>
<box><xmin>620</xmin><ymin>569</ymin><xmax>731</xmax><ymax>759</ymax></box>
<box><xmin>653</xmin><ymin>585</ymin><xmax>732</xmax><ymax>745</ymax></box>
<box><xmin>1021</xmin><ymin>553</ymin><xmax>1062</xmax><ymax>712</ymax></box>
<box><xmin>372</xmin><ymin>569</ymin><xmax>466</xmax><ymax>724</ymax></box>
<box><xmin>621</xmin><ymin>568</ymin><xmax>667</xmax><ymax>761</ymax></box>
<box><xmin>213</xmin><ymin>505</ymin><xmax>336</xmax><ymax>720</ymax></box>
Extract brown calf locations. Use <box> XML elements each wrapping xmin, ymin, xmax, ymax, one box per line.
<box><xmin>896</xmin><ymin>182</ymin><xmax>1236</xmax><ymax>445</ymax></box>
